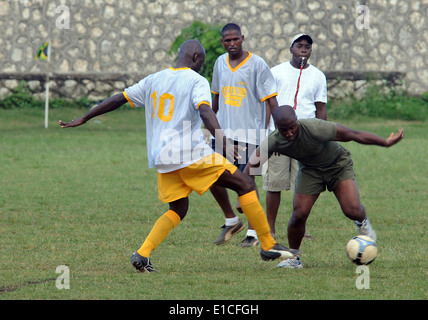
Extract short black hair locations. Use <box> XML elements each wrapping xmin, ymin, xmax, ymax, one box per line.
<box><xmin>222</xmin><ymin>23</ymin><xmax>241</xmax><ymax>35</ymax></box>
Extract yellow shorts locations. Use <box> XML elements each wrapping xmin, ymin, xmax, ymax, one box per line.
<box><xmin>157</xmin><ymin>153</ymin><xmax>237</xmax><ymax>203</ymax></box>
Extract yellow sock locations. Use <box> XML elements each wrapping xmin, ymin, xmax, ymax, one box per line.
<box><xmin>137</xmin><ymin>210</ymin><xmax>181</xmax><ymax>257</ymax></box>
<box><xmin>239</xmin><ymin>191</ymin><xmax>276</xmax><ymax>251</ymax></box>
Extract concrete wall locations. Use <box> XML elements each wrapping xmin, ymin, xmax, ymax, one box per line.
<box><xmin>0</xmin><ymin>0</ymin><xmax>426</xmax><ymax>100</ymax></box>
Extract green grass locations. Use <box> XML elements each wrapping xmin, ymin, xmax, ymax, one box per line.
<box><xmin>327</xmin><ymin>83</ymin><xmax>428</xmax><ymax>121</ymax></box>
<box><xmin>0</xmin><ymin>107</ymin><xmax>427</xmax><ymax>300</ymax></box>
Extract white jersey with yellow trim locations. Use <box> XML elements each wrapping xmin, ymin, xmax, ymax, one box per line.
<box><xmin>124</xmin><ymin>67</ymin><xmax>214</xmax><ymax>173</ymax></box>
<box><xmin>211</xmin><ymin>52</ymin><xmax>277</xmax><ymax>145</ymax></box>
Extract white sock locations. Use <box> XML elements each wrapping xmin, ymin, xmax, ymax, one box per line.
<box><xmin>225</xmin><ymin>216</ymin><xmax>239</xmax><ymax>227</ymax></box>
<box><xmin>246</xmin><ymin>229</ymin><xmax>258</xmax><ymax>239</ymax></box>
<box><xmin>355</xmin><ymin>218</ymin><xmax>367</xmax><ymax>227</ymax></box>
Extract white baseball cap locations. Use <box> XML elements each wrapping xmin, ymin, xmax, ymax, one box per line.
<box><xmin>290</xmin><ymin>33</ymin><xmax>313</xmax><ymax>47</ymax></box>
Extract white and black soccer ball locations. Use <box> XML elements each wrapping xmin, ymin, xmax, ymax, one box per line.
<box><xmin>346</xmin><ymin>235</ymin><xmax>378</xmax><ymax>265</ymax></box>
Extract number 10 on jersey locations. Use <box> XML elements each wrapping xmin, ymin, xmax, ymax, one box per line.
<box><xmin>151</xmin><ymin>91</ymin><xmax>175</xmax><ymax>122</ymax></box>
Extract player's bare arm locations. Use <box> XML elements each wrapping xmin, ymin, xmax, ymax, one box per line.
<box><xmin>199</xmin><ymin>104</ymin><xmax>239</xmax><ymax>161</ymax></box>
<box><xmin>212</xmin><ymin>93</ymin><xmax>219</xmax><ymax>114</ymax></box>
<box><xmin>335</xmin><ymin>123</ymin><xmax>404</xmax><ymax>147</ymax></box>
<box><xmin>265</xmin><ymin>96</ymin><xmax>279</xmax><ymax>129</ymax></box>
<box><xmin>59</xmin><ymin>93</ymin><xmax>127</xmax><ymax>128</ymax></box>
<box><xmin>199</xmin><ymin>103</ymin><xmax>223</xmax><ymax>137</ymax></box>
<box><xmin>315</xmin><ymin>101</ymin><xmax>327</xmax><ymax>120</ymax></box>
<box><xmin>203</xmin><ymin>93</ymin><xmax>219</xmax><ymax>142</ymax></box>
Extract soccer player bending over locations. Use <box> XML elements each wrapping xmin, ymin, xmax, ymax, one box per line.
<box><xmin>59</xmin><ymin>40</ymin><xmax>300</xmax><ymax>272</ymax></box>
<box><xmin>243</xmin><ymin>105</ymin><xmax>404</xmax><ymax>269</ymax></box>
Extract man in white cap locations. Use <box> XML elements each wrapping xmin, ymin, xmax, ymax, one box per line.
<box><xmin>262</xmin><ymin>33</ymin><xmax>328</xmax><ymax>268</ymax></box>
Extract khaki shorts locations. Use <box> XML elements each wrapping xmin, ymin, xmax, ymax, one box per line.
<box><xmin>157</xmin><ymin>153</ymin><xmax>237</xmax><ymax>203</ymax></box>
<box><xmin>263</xmin><ymin>154</ymin><xmax>299</xmax><ymax>192</ymax></box>
<box><xmin>295</xmin><ymin>149</ymin><xmax>356</xmax><ymax>195</ymax></box>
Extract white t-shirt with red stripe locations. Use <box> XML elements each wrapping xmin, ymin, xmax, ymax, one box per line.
<box><xmin>271</xmin><ymin>61</ymin><xmax>327</xmax><ymax>120</ymax></box>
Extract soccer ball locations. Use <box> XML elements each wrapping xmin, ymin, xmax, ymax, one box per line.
<box><xmin>346</xmin><ymin>235</ymin><xmax>378</xmax><ymax>265</ymax></box>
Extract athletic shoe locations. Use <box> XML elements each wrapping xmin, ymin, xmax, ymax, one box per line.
<box><xmin>260</xmin><ymin>243</ymin><xmax>301</xmax><ymax>261</ymax></box>
<box><xmin>214</xmin><ymin>219</ymin><xmax>245</xmax><ymax>245</ymax></box>
<box><xmin>355</xmin><ymin>218</ymin><xmax>377</xmax><ymax>242</ymax></box>
<box><xmin>240</xmin><ymin>235</ymin><xmax>259</xmax><ymax>247</ymax></box>
<box><xmin>131</xmin><ymin>252</ymin><xmax>157</xmax><ymax>273</ymax></box>
<box><xmin>276</xmin><ymin>257</ymin><xmax>303</xmax><ymax>269</ymax></box>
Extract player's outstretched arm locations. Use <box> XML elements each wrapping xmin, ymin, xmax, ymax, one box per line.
<box><xmin>335</xmin><ymin>123</ymin><xmax>404</xmax><ymax>147</ymax></box>
<box><xmin>59</xmin><ymin>93</ymin><xmax>128</xmax><ymax>128</ymax></box>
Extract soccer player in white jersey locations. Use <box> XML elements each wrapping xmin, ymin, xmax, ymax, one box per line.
<box><xmin>59</xmin><ymin>39</ymin><xmax>300</xmax><ymax>272</ymax></box>
<box><xmin>263</xmin><ymin>34</ymin><xmax>327</xmax><ymax>264</ymax></box>
<box><xmin>210</xmin><ymin>23</ymin><xmax>279</xmax><ymax>247</ymax></box>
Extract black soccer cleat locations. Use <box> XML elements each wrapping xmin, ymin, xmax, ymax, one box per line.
<box><xmin>131</xmin><ymin>252</ymin><xmax>157</xmax><ymax>273</ymax></box>
<box><xmin>260</xmin><ymin>243</ymin><xmax>301</xmax><ymax>261</ymax></box>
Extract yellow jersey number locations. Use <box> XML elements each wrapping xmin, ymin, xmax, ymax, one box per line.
<box><xmin>151</xmin><ymin>91</ymin><xmax>174</xmax><ymax>122</ymax></box>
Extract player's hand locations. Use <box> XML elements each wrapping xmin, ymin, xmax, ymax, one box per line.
<box><xmin>59</xmin><ymin>118</ymin><xmax>86</xmax><ymax>128</ymax></box>
<box><xmin>385</xmin><ymin>129</ymin><xmax>404</xmax><ymax>147</ymax></box>
<box><xmin>236</xmin><ymin>144</ymin><xmax>247</xmax><ymax>161</ymax></box>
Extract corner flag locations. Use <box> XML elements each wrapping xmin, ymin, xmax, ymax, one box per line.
<box><xmin>35</xmin><ymin>42</ymin><xmax>49</xmax><ymax>60</ymax></box>
<box><xmin>34</xmin><ymin>41</ymin><xmax>51</xmax><ymax>128</ymax></box>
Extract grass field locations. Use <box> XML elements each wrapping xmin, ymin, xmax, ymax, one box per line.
<box><xmin>0</xmin><ymin>107</ymin><xmax>426</xmax><ymax>301</ymax></box>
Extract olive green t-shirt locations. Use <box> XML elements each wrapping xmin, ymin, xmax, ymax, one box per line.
<box><xmin>260</xmin><ymin>118</ymin><xmax>347</xmax><ymax>168</ymax></box>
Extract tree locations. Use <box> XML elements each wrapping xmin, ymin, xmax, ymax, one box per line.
<box><xmin>168</xmin><ymin>21</ymin><xmax>225</xmax><ymax>84</ymax></box>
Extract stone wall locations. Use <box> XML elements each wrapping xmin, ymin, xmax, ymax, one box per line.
<box><xmin>0</xmin><ymin>0</ymin><xmax>427</xmax><ymax>100</ymax></box>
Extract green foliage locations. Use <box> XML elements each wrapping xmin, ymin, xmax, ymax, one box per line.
<box><xmin>2</xmin><ymin>73</ymin><xmax>427</xmax><ymax>124</ymax></box>
<box><xmin>168</xmin><ymin>21</ymin><xmax>225</xmax><ymax>84</ymax></box>
<box><xmin>0</xmin><ymin>81</ymin><xmax>43</xmax><ymax>109</ymax></box>
<box><xmin>0</xmin><ymin>81</ymin><xmax>96</xmax><ymax>109</ymax></box>
<box><xmin>328</xmin><ymin>82</ymin><xmax>428</xmax><ymax>121</ymax></box>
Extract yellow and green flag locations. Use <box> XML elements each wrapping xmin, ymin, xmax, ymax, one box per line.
<box><xmin>34</xmin><ymin>41</ymin><xmax>49</xmax><ymax>60</ymax></box>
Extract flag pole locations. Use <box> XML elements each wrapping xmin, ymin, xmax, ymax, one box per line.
<box><xmin>44</xmin><ymin>41</ymin><xmax>50</xmax><ymax>129</ymax></box>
